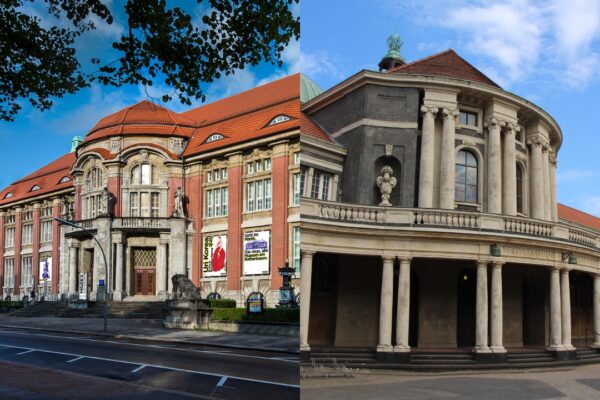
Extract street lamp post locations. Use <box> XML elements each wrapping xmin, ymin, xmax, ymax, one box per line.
<box><xmin>53</xmin><ymin>217</ymin><xmax>110</xmax><ymax>333</ymax></box>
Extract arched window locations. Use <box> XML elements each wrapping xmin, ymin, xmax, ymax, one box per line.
<box><xmin>83</xmin><ymin>167</ymin><xmax>104</xmax><ymax>219</ymax></box>
<box><xmin>131</xmin><ymin>163</ymin><xmax>158</xmax><ymax>185</ymax></box>
<box><xmin>207</xmin><ymin>292</ymin><xmax>221</xmax><ymax>300</ymax></box>
<box><xmin>455</xmin><ymin>150</ymin><xmax>478</xmax><ymax>203</ymax></box>
<box><xmin>516</xmin><ymin>165</ymin><xmax>524</xmax><ymax>214</ymax></box>
<box><xmin>87</xmin><ymin>168</ymin><xmax>103</xmax><ymax>190</ymax></box>
<box><xmin>128</xmin><ymin>162</ymin><xmax>160</xmax><ymax>218</ymax></box>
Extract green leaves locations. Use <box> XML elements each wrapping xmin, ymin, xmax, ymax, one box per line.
<box><xmin>1</xmin><ymin>0</ymin><xmax>300</xmax><ymax>121</ymax></box>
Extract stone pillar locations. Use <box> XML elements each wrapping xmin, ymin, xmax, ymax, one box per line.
<box><xmin>561</xmin><ymin>269</ymin><xmax>574</xmax><ymax>350</ymax></box>
<box><xmin>418</xmin><ymin>106</ymin><xmax>436</xmax><ymax>208</ymax></box>
<box><xmin>474</xmin><ymin>260</ymin><xmax>489</xmax><ymax>353</ymax></box>
<box><xmin>486</xmin><ymin>118</ymin><xmax>502</xmax><ymax>214</ymax></box>
<box><xmin>68</xmin><ymin>241</ymin><xmax>78</xmax><ymax>297</ymax></box>
<box><xmin>490</xmin><ymin>261</ymin><xmax>505</xmax><ymax>352</ymax></box>
<box><xmin>113</xmin><ymin>234</ymin><xmax>125</xmax><ymax>301</ymax></box>
<box><xmin>299</xmin><ymin>250</ymin><xmax>314</xmax><ymax>352</ymax></box>
<box><xmin>542</xmin><ymin>144</ymin><xmax>551</xmax><ymax>221</ymax></box>
<box><xmin>548</xmin><ymin>267</ymin><xmax>563</xmax><ymax>350</ymax></box>
<box><xmin>439</xmin><ymin>108</ymin><xmax>457</xmax><ymax>209</ymax></box>
<box><xmin>549</xmin><ymin>153</ymin><xmax>558</xmax><ymax>222</ymax></box>
<box><xmin>394</xmin><ymin>258</ymin><xmax>411</xmax><ymax>352</ymax></box>
<box><xmin>593</xmin><ymin>274</ymin><xmax>600</xmax><ymax>348</ymax></box>
<box><xmin>157</xmin><ymin>235</ymin><xmax>169</xmax><ymax>300</ymax></box>
<box><xmin>502</xmin><ymin>123</ymin><xmax>517</xmax><ymax>215</ymax></box>
<box><xmin>169</xmin><ymin>218</ymin><xmax>187</xmax><ymax>281</ymax></box>
<box><xmin>529</xmin><ymin>139</ymin><xmax>544</xmax><ymax>219</ymax></box>
<box><xmin>377</xmin><ymin>256</ymin><xmax>394</xmax><ymax>353</ymax></box>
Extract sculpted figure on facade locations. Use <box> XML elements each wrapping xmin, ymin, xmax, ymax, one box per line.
<box><xmin>173</xmin><ymin>186</ymin><xmax>185</xmax><ymax>218</ymax></box>
<box><xmin>100</xmin><ymin>187</ymin><xmax>113</xmax><ymax>216</ymax></box>
<box><xmin>376</xmin><ymin>165</ymin><xmax>397</xmax><ymax>206</ymax></box>
<box><xmin>60</xmin><ymin>196</ymin><xmax>73</xmax><ymax>220</ymax></box>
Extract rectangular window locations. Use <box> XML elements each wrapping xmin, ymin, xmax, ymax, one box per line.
<box><xmin>130</xmin><ymin>193</ymin><xmax>139</xmax><ymax>217</ymax></box>
<box><xmin>265</xmin><ymin>178</ymin><xmax>272</xmax><ymax>209</ymax></box>
<box><xmin>256</xmin><ymin>160</ymin><xmax>263</xmax><ymax>172</ymax></box>
<box><xmin>222</xmin><ymin>168</ymin><xmax>228</xmax><ymax>179</ymax></box>
<box><xmin>4</xmin><ymin>215</ymin><xmax>15</xmax><ymax>224</ymax></box>
<box><xmin>4</xmin><ymin>258</ymin><xmax>14</xmax><ymax>288</ymax></box>
<box><xmin>21</xmin><ymin>256</ymin><xmax>32</xmax><ymax>287</ymax></box>
<box><xmin>4</xmin><ymin>227</ymin><xmax>15</xmax><ymax>248</ymax></box>
<box><xmin>293</xmin><ymin>153</ymin><xmax>300</xmax><ymax>164</ymax></box>
<box><xmin>207</xmin><ymin>171</ymin><xmax>213</xmax><ymax>183</ymax></box>
<box><xmin>300</xmin><ymin>168</ymin><xmax>306</xmax><ymax>197</ymax></box>
<box><xmin>247</xmin><ymin>162</ymin><xmax>254</xmax><ymax>174</ymax></box>
<box><xmin>459</xmin><ymin>111</ymin><xmax>477</xmax><ymax>127</ymax></box>
<box><xmin>214</xmin><ymin>169</ymin><xmax>221</xmax><ymax>181</ymax></box>
<box><xmin>41</xmin><ymin>221</ymin><xmax>52</xmax><ymax>242</ymax></box>
<box><xmin>293</xmin><ymin>226</ymin><xmax>301</xmax><ymax>272</ymax></box>
<box><xmin>41</xmin><ymin>207</ymin><xmax>52</xmax><ymax>218</ymax></box>
<box><xmin>256</xmin><ymin>180</ymin><xmax>263</xmax><ymax>210</ymax></box>
<box><xmin>222</xmin><ymin>187</ymin><xmax>228</xmax><ymax>215</ymax></box>
<box><xmin>141</xmin><ymin>164</ymin><xmax>151</xmax><ymax>185</ymax></box>
<box><xmin>150</xmin><ymin>193</ymin><xmax>160</xmax><ymax>217</ymax></box>
<box><xmin>247</xmin><ymin>182</ymin><xmax>255</xmax><ymax>212</ymax></box>
<box><xmin>140</xmin><ymin>192</ymin><xmax>150</xmax><ymax>216</ymax></box>
<box><xmin>321</xmin><ymin>175</ymin><xmax>330</xmax><ymax>200</ymax></box>
<box><xmin>264</xmin><ymin>158</ymin><xmax>271</xmax><ymax>170</ymax></box>
<box><xmin>293</xmin><ymin>173</ymin><xmax>301</xmax><ymax>205</ymax></box>
<box><xmin>215</xmin><ymin>188</ymin><xmax>221</xmax><ymax>216</ymax></box>
<box><xmin>207</xmin><ymin>189</ymin><xmax>214</xmax><ymax>217</ymax></box>
<box><xmin>22</xmin><ymin>224</ymin><xmax>33</xmax><ymax>245</ymax></box>
<box><xmin>311</xmin><ymin>172</ymin><xmax>321</xmax><ymax>198</ymax></box>
<box><xmin>206</xmin><ymin>187</ymin><xmax>228</xmax><ymax>218</ymax></box>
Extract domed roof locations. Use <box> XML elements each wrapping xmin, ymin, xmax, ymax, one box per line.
<box><xmin>83</xmin><ymin>100</ymin><xmax>198</xmax><ymax>144</ymax></box>
<box><xmin>300</xmin><ymin>74</ymin><xmax>323</xmax><ymax>103</ymax></box>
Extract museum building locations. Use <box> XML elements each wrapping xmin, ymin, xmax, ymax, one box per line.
<box><xmin>0</xmin><ymin>74</ymin><xmax>311</xmax><ymax>307</ymax></box>
<box><xmin>299</xmin><ymin>36</ymin><xmax>600</xmax><ymax>365</ymax></box>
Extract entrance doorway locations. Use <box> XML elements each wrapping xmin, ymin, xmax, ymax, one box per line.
<box><xmin>457</xmin><ymin>268</ymin><xmax>476</xmax><ymax>347</ymax></box>
<box><xmin>132</xmin><ymin>248</ymin><xmax>156</xmax><ymax>295</ymax></box>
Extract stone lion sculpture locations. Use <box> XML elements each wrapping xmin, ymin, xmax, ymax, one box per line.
<box><xmin>171</xmin><ymin>274</ymin><xmax>200</xmax><ymax>300</ymax></box>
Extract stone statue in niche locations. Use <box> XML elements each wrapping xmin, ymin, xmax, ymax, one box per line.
<box><xmin>100</xmin><ymin>187</ymin><xmax>113</xmax><ymax>216</ymax></box>
<box><xmin>173</xmin><ymin>187</ymin><xmax>185</xmax><ymax>218</ymax></box>
<box><xmin>60</xmin><ymin>196</ymin><xmax>73</xmax><ymax>220</ymax></box>
<box><xmin>376</xmin><ymin>166</ymin><xmax>397</xmax><ymax>206</ymax></box>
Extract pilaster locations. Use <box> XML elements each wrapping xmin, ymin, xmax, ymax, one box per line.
<box><xmin>418</xmin><ymin>106</ymin><xmax>437</xmax><ymax>208</ymax></box>
<box><xmin>439</xmin><ymin>108</ymin><xmax>458</xmax><ymax>209</ymax></box>
<box><xmin>299</xmin><ymin>250</ymin><xmax>315</xmax><ymax>352</ymax></box>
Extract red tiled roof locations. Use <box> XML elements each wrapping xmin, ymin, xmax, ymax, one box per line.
<box><xmin>389</xmin><ymin>49</ymin><xmax>501</xmax><ymax>88</ymax></box>
<box><xmin>558</xmin><ymin>203</ymin><xmax>600</xmax><ymax>232</ymax></box>
<box><xmin>0</xmin><ymin>153</ymin><xmax>76</xmax><ymax>205</ymax></box>
<box><xmin>301</xmin><ymin>114</ymin><xmax>333</xmax><ymax>143</ymax></box>
<box><xmin>83</xmin><ymin>100</ymin><xmax>198</xmax><ymax>144</ymax></box>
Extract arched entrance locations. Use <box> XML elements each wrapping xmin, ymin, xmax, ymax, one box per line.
<box><xmin>457</xmin><ymin>268</ymin><xmax>476</xmax><ymax>347</ymax></box>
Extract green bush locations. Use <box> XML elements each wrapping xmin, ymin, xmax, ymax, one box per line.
<box><xmin>0</xmin><ymin>300</ymin><xmax>23</xmax><ymax>311</ymax></box>
<box><xmin>211</xmin><ymin>307</ymin><xmax>299</xmax><ymax>323</ymax></box>
<box><xmin>208</xmin><ymin>298</ymin><xmax>236</xmax><ymax>308</ymax></box>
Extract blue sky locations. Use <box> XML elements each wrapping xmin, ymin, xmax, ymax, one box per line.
<box><xmin>0</xmin><ymin>1</ymin><xmax>299</xmax><ymax>189</ymax></box>
<box><xmin>302</xmin><ymin>0</ymin><xmax>600</xmax><ymax>216</ymax></box>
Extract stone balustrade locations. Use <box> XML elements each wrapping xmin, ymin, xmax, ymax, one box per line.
<box><xmin>113</xmin><ymin>217</ymin><xmax>170</xmax><ymax>229</ymax></box>
<box><xmin>303</xmin><ymin>198</ymin><xmax>600</xmax><ymax>250</ymax></box>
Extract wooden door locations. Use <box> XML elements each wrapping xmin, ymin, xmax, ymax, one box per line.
<box><xmin>134</xmin><ymin>269</ymin><xmax>156</xmax><ymax>295</ymax></box>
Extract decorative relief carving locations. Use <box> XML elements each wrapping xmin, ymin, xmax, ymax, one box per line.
<box><xmin>110</xmin><ymin>137</ymin><xmax>122</xmax><ymax>153</ymax></box>
<box><xmin>140</xmin><ymin>149</ymin><xmax>149</xmax><ymax>162</ymax></box>
<box><xmin>376</xmin><ymin>166</ymin><xmax>397</xmax><ymax>207</ymax></box>
<box><xmin>502</xmin><ymin>245</ymin><xmax>555</xmax><ymax>261</ymax></box>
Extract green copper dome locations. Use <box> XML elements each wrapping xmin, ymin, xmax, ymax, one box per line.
<box><xmin>379</xmin><ymin>34</ymin><xmax>406</xmax><ymax>71</ymax></box>
<box><xmin>70</xmin><ymin>136</ymin><xmax>83</xmax><ymax>152</ymax></box>
<box><xmin>300</xmin><ymin>74</ymin><xmax>323</xmax><ymax>103</ymax></box>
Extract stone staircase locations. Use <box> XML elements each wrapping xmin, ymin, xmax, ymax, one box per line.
<box><xmin>309</xmin><ymin>347</ymin><xmax>376</xmax><ymax>367</ymax></box>
<box><xmin>410</xmin><ymin>351</ymin><xmax>476</xmax><ymax>367</ymax></box>
<box><xmin>10</xmin><ymin>301</ymin><xmax>165</xmax><ymax>319</ymax></box>
<box><xmin>577</xmin><ymin>348</ymin><xmax>600</xmax><ymax>363</ymax></box>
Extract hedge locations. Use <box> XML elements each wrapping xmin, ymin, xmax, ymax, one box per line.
<box><xmin>208</xmin><ymin>298</ymin><xmax>236</xmax><ymax>308</ymax></box>
<box><xmin>211</xmin><ymin>307</ymin><xmax>299</xmax><ymax>323</ymax></box>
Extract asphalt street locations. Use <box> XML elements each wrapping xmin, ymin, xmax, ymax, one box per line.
<box><xmin>0</xmin><ymin>328</ymin><xmax>299</xmax><ymax>399</ymax></box>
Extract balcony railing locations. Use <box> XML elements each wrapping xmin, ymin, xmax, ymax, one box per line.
<box><xmin>113</xmin><ymin>217</ymin><xmax>170</xmax><ymax>230</ymax></box>
<box><xmin>303</xmin><ymin>198</ymin><xmax>600</xmax><ymax>250</ymax></box>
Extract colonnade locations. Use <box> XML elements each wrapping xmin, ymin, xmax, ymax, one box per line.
<box><xmin>417</xmin><ymin>106</ymin><xmax>557</xmax><ymax>222</ymax></box>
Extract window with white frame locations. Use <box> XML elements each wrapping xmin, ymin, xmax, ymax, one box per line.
<box><xmin>87</xmin><ymin>168</ymin><xmax>103</xmax><ymax>190</ymax></box>
<box><xmin>459</xmin><ymin>111</ymin><xmax>477</xmax><ymax>127</ymax></box>
<box><xmin>247</xmin><ymin>158</ymin><xmax>271</xmax><ymax>175</ymax></box>
<box><xmin>293</xmin><ymin>173</ymin><xmax>301</xmax><ymax>206</ymax></box>
<box><xmin>83</xmin><ymin>167</ymin><xmax>105</xmax><ymax>219</ymax></box>
<box><xmin>293</xmin><ymin>152</ymin><xmax>300</xmax><ymax>164</ymax></box>
<box><xmin>3</xmin><ymin>258</ymin><xmax>14</xmax><ymax>288</ymax></box>
<box><xmin>131</xmin><ymin>163</ymin><xmax>159</xmax><ymax>185</ymax></box>
<box><xmin>22</xmin><ymin>224</ymin><xmax>33</xmax><ymax>245</ymax></box>
<box><xmin>41</xmin><ymin>220</ymin><xmax>53</xmax><ymax>242</ymax></box>
<box><xmin>310</xmin><ymin>171</ymin><xmax>331</xmax><ymax>200</ymax></box>
<box><xmin>41</xmin><ymin>206</ymin><xmax>52</xmax><ymax>218</ymax></box>
<box><xmin>293</xmin><ymin>226</ymin><xmax>300</xmax><ymax>272</ymax></box>
<box><xmin>4</xmin><ymin>227</ymin><xmax>15</xmax><ymax>248</ymax></box>
<box><xmin>85</xmin><ymin>194</ymin><xmax>103</xmax><ymax>219</ymax></box>
<box><xmin>206</xmin><ymin>187</ymin><xmax>228</xmax><ymax>217</ymax></box>
<box><xmin>130</xmin><ymin>192</ymin><xmax>160</xmax><ymax>217</ymax></box>
<box><xmin>4</xmin><ymin>214</ymin><xmax>15</xmax><ymax>224</ymax></box>
<box><xmin>127</xmin><ymin>162</ymin><xmax>161</xmax><ymax>217</ymax></box>
<box><xmin>246</xmin><ymin>178</ymin><xmax>271</xmax><ymax>212</ymax></box>
<box><xmin>22</xmin><ymin>210</ymin><xmax>33</xmax><ymax>221</ymax></box>
<box><xmin>21</xmin><ymin>256</ymin><xmax>32</xmax><ymax>287</ymax></box>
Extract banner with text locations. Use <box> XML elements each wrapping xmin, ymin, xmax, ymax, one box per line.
<box><xmin>203</xmin><ymin>234</ymin><xmax>227</xmax><ymax>277</ymax></box>
<box><xmin>38</xmin><ymin>258</ymin><xmax>52</xmax><ymax>286</ymax></box>
<box><xmin>243</xmin><ymin>230</ymin><xmax>270</xmax><ymax>275</ymax></box>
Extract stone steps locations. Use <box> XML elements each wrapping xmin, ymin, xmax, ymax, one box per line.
<box><xmin>9</xmin><ymin>301</ymin><xmax>165</xmax><ymax>319</ymax></box>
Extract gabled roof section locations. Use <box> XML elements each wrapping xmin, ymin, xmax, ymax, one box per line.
<box><xmin>558</xmin><ymin>203</ymin><xmax>600</xmax><ymax>232</ymax></box>
<box><xmin>0</xmin><ymin>152</ymin><xmax>76</xmax><ymax>206</ymax></box>
<box><xmin>389</xmin><ymin>49</ymin><xmax>501</xmax><ymax>88</ymax></box>
<box><xmin>83</xmin><ymin>100</ymin><xmax>198</xmax><ymax>145</ymax></box>
<box><xmin>301</xmin><ymin>114</ymin><xmax>333</xmax><ymax>143</ymax></box>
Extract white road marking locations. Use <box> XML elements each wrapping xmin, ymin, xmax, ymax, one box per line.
<box><xmin>67</xmin><ymin>356</ymin><xmax>85</xmax><ymax>363</ymax></box>
<box><xmin>131</xmin><ymin>364</ymin><xmax>146</xmax><ymax>373</ymax></box>
<box><xmin>216</xmin><ymin>376</ymin><xmax>228</xmax><ymax>387</ymax></box>
<box><xmin>16</xmin><ymin>349</ymin><xmax>35</xmax><ymax>355</ymax></box>
<box><xmin>0</xmin><ymin>343</ymin><xmax>299</xmax><ymax>388</ymax></box>
<box><xmin>0</xmin><ymin>330</ymin><xmax>297</xmax><ymax>362</ymax></box>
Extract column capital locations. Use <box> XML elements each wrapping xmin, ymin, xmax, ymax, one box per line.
<box><xmin>301</xmin><ymin>249</ymin><xmax>316</xmax><ymax>257</ymax></box>
<box><xmin>490</xmin><ymin>260</ymin><xmax>504</xmax><ymax>268</ymax></box>
<box><xmin>484</xmin><ymin>117</ymin><xmax>500</xmax><ymax>128</ymax></box>
<box><xmin>420</xmin><ymin>105</ymin><xmax>437</xmax><ymax>117</ymax></box>
<box><xmin>441</xmin><ymin>108</ymin><xmax>459</xmax><ymax>120</ymax></box>
<box><xmin>476</xmin><ymin>260</ymin><xmax>489</xmax><ymax>268</ymax></box>
<box><xmin>382</xmin><ymin>255</ymin><xmax>395</xmax><ymax>264</ymax></box>
<box><xmin>399</xmin><ymin>257</ymin><xmax>412</xmax><ymax>264</ymax></box>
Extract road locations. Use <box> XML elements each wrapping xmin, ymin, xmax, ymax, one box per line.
<box><xmin>0</xmin><ymin>327</ymin><xmax>299</xmax><ymax>399</ymax></box>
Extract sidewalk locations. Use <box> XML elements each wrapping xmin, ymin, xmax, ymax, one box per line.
<box><xmin>0</xmin><ymin>315</ymin><xmax>299</xmax><ymax>354</ymax></box>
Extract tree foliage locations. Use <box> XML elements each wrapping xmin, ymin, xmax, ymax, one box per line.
<box><xmin>0</xmin><ymin>0</ymin><xmax>300</xmax><ymax>121</ymax></box>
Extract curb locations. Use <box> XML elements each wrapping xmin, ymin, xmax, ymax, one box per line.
<box><xmin>0</xmin><ymin>323</ymin><xmax>300</xmax><ymax>355</ymax></box>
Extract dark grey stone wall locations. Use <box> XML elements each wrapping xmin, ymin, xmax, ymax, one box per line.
<box><xmin>311</xmin><ymin>84</ymin><xmax>420</xmax><ymax>207</ymax></box>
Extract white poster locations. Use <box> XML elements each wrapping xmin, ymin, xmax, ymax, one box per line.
<box><xmin>38</xmin><ymin>258</ymin><xmax>52</xmax><ymax>285</ymax></box>
<box><xmin>243</xmin><ymin>230</ymin><xmax>270</xmax><ymax>275</ymax></box>
<box><xmin>203</xmin><ymin>234</ymin><xmax>227</xmax><ymax>277</ymax></box>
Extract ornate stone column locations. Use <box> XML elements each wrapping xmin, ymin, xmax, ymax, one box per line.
<box><xmin>68</xmin><ymin>240</ymin><xmax>79</xmax><ymax>297</ymax></box>
<box><xmin>299</xmin><ymin>250</ymin><xmax>315</xmax><ymax>352</ymax></box>
<box><xmin>113</xmin><ymin>234</ymin><xmax>125</xmax><ymax>301</ymax></box>
<box><xmin>486</xmin><ymin>118</ymin><xmax>502</xmax><ymax>214</ymax></box>
<box><xmin>561</xmin><ymin>269</ymin><xmax>574</xmax><ymax>350</ymax></box>
<box><xmin>548</xmin><ymin>267</ymin><xmax>563</xmax><ymax>350</ymax></box>
<box><xmin>474</xmin><ymin>260</ymin><xmax>489</xmax><ymax>353</ymax></box>
<box><xmin>418</xmin><ymin>106</ymin><xmax>436</xmax><ymax>208</ymax></box>
<box><xmin>439</xmin><ymin>108</ymin><xmax>458</xmax><ymax>209</ymax></box>
<box><xmin>378</xmin><ymin>256</ymin><xmax>395</xmax><ymax>353</ymax></box>
<box><xmin>549</xmin><ymin>152</ymin><xmax>558</xmax><ymax>222</ymax></box>
<box><xmin>529</xmin><ymin>139</ymin><xmax>544</xmax><ymax>219</ymax></box>
<box><xmin>157</xmin><ymin>234</ymin><xmax>169</xmax><ymax>299</ymax></box>
<box><xmin>394</xmin><ymin>258</ymin><xmax>411</xmax><ymax>352</ymax></box>
<box><xmin>593</xmin><ymin>274</ymin><xmax>600</xmax><ymax>348</ymax></box>
<box><xmin>502</xmin><ymin>123</ymin><xmax>517</xmax><ymax>215</ymax></box>
<box><xmin>490</xmin><ymin>261</ymin><xmax>505</xmax><ymax>352</ymax></box>
<box><xmin>542</xmin><ymin>144</ymin><xmax>551</xmax><ymax>221</ymax></box>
